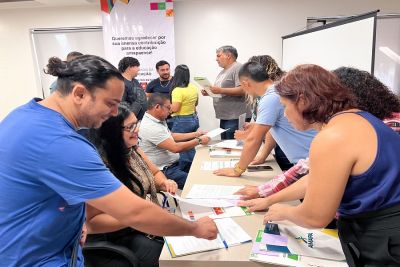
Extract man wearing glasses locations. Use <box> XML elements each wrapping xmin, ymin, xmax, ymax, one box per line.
<box><xmin>139</xmin><ymin>93</ymin><xmax>210</xmax><ymax>189</ymax></box>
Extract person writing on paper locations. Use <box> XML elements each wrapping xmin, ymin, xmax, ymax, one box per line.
<box><xmin>0</xmin><ymin>55</ymin><xmax>218</xmax><ymax>267</ymax></box>
<box><xmin>234</xmin><ymin>55</ymin><xmax>292</xmax><ymax>171</ymax></box>
<box><xmin>85</xmin><ymin>103</ymin><xmax>177</xmax><ymax>267</ymax></box>
<box><xmin>170</xmin><ymin>64</ymin><xmax>200</xmax><ymax>167</ymax></box>
<box><xmin>201</xmin><ymin>45</ymin><xmax>251</xmax><ymax>139</ymax></box>
<box><xmin>236</xmin><ymin>66</ymin><xmax>400</xmax><ymax>201</ymax></box>
<box><xmin>251</xmin><ymin>64</ymin><xmax>400</xmax><ymax>266</ymax></box>
<box><xmin>139</xmin><ymin>93</ymin><xmax>210</xmax><ymax>189</ymax></box>
<box><xmin>214</xmin><ymin>61</ymin><xmax>316</xmax><ymax>177</ymax></box>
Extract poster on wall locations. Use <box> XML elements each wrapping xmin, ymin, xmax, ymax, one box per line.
<box><xmin>101</xmin><ymin>0</ymin><xmax>175</xmax><ymax>89</ymax></box>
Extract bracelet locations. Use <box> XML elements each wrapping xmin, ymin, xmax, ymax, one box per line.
<box><xmin>195</xmin><ymin>137</ymin><xmax>202</xmax><ymax>144</ymax></box>
<box><xmin>233</xmin><ymin>163</ymin><xmax>246</xmax><ymax>175</ymax></box>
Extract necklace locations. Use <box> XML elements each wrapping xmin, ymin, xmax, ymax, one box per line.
<box><xmin>159</xmin><ymin>79</ymin><xmax>171</xmax><ymax>88</ymax></box>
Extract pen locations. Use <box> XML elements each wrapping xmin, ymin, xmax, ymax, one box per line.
<box><xmin>219</xmin><ymin>233</ymin><xmax>229</xmax><ymax>249</ymax></box>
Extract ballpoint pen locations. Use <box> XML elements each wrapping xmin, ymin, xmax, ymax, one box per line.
<box><xmin>219</xmin><ymin>232</ymin><xmax>229</xmax><ymax>249</ymax></box>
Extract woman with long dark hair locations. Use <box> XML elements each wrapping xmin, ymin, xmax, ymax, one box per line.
<box><xmin>86</xmin><ymin>103</ymin><xmax>177</xmax><ymax>267</ymax></box>
<box><xmin>169</xmin><ymin>64</ymin><xmax>200</xmax><ymax>167</ymax></box>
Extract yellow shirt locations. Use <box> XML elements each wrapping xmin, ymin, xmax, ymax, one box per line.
<box><xmin>171</xmin><ymin>83</ymin><xmax>198</xmax><ymax>116</ymax></box>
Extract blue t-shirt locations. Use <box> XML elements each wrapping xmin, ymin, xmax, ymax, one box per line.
<box><xmin>338</xmin><ymin>111</ymin><xmax>400</xmax><ymax>216</ymax></box>
<box><xmin>256</xmin><ymin>87</ymin><xmax>317</xmax><ymax>163</ymax></box>
<box><xmin>0</xmin><ymin>99</ymin><xmax>122</xmax><ymax>266</ymax></box>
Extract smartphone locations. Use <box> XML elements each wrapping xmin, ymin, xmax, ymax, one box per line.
<box><xmin>247</xmin><ymin>165</ymin><xmax>273</xmax><ymax>172</ymax></box>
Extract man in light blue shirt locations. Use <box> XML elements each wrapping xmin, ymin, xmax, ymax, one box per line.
<box><xmin>215</xmin><ymin>61</ymin><xmax>316</xmax><ymax>177</ymax></box>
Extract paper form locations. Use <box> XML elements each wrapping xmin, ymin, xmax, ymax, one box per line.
<box><xmin>179</xmin><ymin>201</ymin><xmax>253</xmax><ymax>221</ymax></box>
<box><xmin>200</xmin><ymin>160</ymin><xmax>238</xmax><ymax>171</ymax></box>
<box><xmin>168</xmin><ymin>193</ymin><xmax>238</xmax><ymax>208</ymax></box>
<box><xmin>238</xmin><ymin>113</ymin><xmax>247</xmax><ymax>130</ymax></box>
<box><xmin>194</xmin><ymin>77</ymin><xmax>222</xmax><ymax>98</ymax></box>
<box><xmin>164</xmin><ymin>218</ymin><xmax>251</xmax><ymax>257</ymax></box>
<box><xmin>213</xmin><ymin>140</ymin><xmax>244</xmax><ymax>150</ymax></box>
<box><xmin>205</xmin><ymin>128</ymin><xmax>228</xmax><ymax>139</ymax></box>
<box><xmin>185</xmin><ymin>184</ymin><xmax>244</xmax><ymax>199</ymax></box>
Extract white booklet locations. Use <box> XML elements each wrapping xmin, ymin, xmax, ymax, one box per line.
<box><xmin>164</xmin><ymin>218</ymin><xmax>252</xmax><ymax>257</ymax></box>
<box><xmin>194</xmin><ymin>76</ymin><xmax>222</xmax><ymax>98</ymax></box>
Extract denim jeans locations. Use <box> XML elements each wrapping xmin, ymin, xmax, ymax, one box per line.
<box><xmin>162</xmin><ymin>162</ymin><xmax>188</xmax><ymax>189</ymax></box>
<box><xmin>171</xmin><ymin>114</ymin><xmax>199</xmax><ymax>168</ymax></box>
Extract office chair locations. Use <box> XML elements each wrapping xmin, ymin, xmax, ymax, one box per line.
<box><xmin>83</xmin><ymin>240</ymin><xmax>139</xmax><ymax>267</ymax></box>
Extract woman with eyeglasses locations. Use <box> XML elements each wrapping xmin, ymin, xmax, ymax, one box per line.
<box><xmin>85</xmin><ymin>102</ymin><xmax>177</xmax><ymax>267</ymax></box>
<box><xmin>169</xmin><ymin>64</ymin><xmax>200</xmax><ymax>168</ymax></box>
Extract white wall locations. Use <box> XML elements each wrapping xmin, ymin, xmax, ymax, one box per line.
<box><xmin>1</xmin><ymin>0</ymin><xmax>399</xmax><ymax>125</ymax></box>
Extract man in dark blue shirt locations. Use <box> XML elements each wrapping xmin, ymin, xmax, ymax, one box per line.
<box><xmin>145</xmin><ymin>60</ymin><xmax>173</xmax><ymax>97</ymax></box>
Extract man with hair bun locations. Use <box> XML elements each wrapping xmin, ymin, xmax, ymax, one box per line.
<box><xmin>0</xmin><ymin>55</ymin><xmax>217</xmax><ymax>266</ymax></box>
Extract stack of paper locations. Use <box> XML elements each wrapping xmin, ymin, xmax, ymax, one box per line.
<box><xmin>185</xmin><ymin>184</ymin><xmax>244</xmax><ymax>200</ymax></box>
<box><xmin>164</xmin><ymin>218</ymin><xmax>252</xmax><ymax>257</ymax></box>
<box><xmin>209</xmin><ymin>149</ymin><xmax>241</xmax><ymax>158</ymax></box>
<box><xmin>249</xmin><ymin>223</ymin><xmax>347</xmax><ymax>266</ymax></box>
<box><xmin>213</xmin><ymin>140</ymin><xmax>244</xmax><ymax>150</ymax></box>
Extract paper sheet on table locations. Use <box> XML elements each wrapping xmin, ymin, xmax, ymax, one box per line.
<box><xmin>213</xmin><ymin>140</ymin><xmax>244</xmax><ymax>150</ymax></box>
<box><xmin>168</xmin><ymin>193</ymin><xmax>238</xmax><ymax>207</ymax></box>
<box><xmin>206</xmin><ymin>128</ymin><xmax>228</xmax><ymax>138</ymax></box>
<box><xmin>179</xmin><ymin>201</ymin><xmax>253</xmax><ymax>220</ymax></box>
<box><xmin>209</xmin><ymin>149</ymin><xmax>241</xmax><ymax>158</ymax></box>
<box><xmin>164</xmin><ymin>218</ymin><xmax>251</xmax><ymax>257</ymax></box>
<box><xmin>186</xmin><ymin>184</ymin><xmax>244</xmax><ymax>199</ymax></box>
<box><xmin>200</xmin><ymin>160</ymin><xmax>238</xmax><ymax>171</ymax></box>
<box><xmin>194</xmin><ymin>76</ymin><xmax>222</xmax><ymax>98</ymax></box>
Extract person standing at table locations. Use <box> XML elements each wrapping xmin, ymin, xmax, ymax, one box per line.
<box><xmin>256</xmin><ymin>64</ymin><xmax>400</xmax><ymax>266</ymax></box>
<box><xmin>202</xmin><ymin>45</ymin><xmax>251</xmax><ymax>139</ymax></box>
<box><xmin>214</xmin><ymin>61</ymin><xmax>316</xmax><ymax>177</ymax></box>
<box><xmin>0</xmin><ymin>55</ymin><xmax>217</xmax><ymax>266</ymax></box>
<box><xmin>170</xmin><ymin>64</ymin><xmax>200</xmax><ymax>167</ymax></box>
<box><xmin>118</xmin><ymin>56</ymin><xmax>147</xmax><ymax>120</ymax></box>
<box><xmin>146</xmin><ymin>60</ymin><xmax>173</xmax><ymax>97</ymax></box>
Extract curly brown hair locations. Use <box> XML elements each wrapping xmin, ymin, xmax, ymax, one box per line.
<box><xmin>276</xmin><ymin>64</ymin><xmax>356</xmax><ymax>124</ymax></box>
<box><xmin>333</xmin><ymin>67</ymin><xmax>400</xmax><ymax>120</ymax></box>
<box><xmin>248</xmin><ymin>55</ymin><xmax>284</xmax><ymax>82</ymax></box>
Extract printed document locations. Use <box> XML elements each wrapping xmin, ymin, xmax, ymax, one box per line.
<box><xmin>194</xmin><ymin>76</ymin><xmax>222</xmax><ymax>98</ymax></box>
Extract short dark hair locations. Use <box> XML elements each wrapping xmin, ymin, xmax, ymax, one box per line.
<box><xmin>118</xmin><ymin>57</ymin><xmax>140</xmax><ymax>73</ymax></box>
<box><xmin>276</xmin><ymin>64</ymin><xmax>356</xmax><ymax>124</ymax></box>
<box><xmin>44</xmin><ymin>55</ymin><xmax>123</xmax><ymax>96</ymax></box>
<box><xmin>333</xmin><ymin>67</ymin><xmax>400</xmax><ymax>120</ymax></box>
<box><xmin>248</xmin><ymin>55</ymin><xmax>284</xmax><ymax>81</ymax></box>
<box><xmin>147</xmin><ymin>93</ymin><xmax>170</xmax><ymax>109</ymax></box>
<box><xmin>170</xmin><ymin>64</ymin><xmax>190</xmax><ymax>93</ymax></box>
<box><xmin>217</xmin><ymin>45</ymin><xmax>238</xmax><ymax>60</ymax></box>
<box><xmin>239</xmin><ymin>61</ymin><xmax>269</xmax><ymax>82</ymax></box>
<box><xmin>155</xmin><ymin>60</ymin><xmax>170</xmax><ymax>70</ymax></box>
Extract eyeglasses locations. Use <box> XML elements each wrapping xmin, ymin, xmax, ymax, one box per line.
<box><xmin>122</xmin><ymin>121</ymin><xmax>141</xmax><ymax>133</ymax></box>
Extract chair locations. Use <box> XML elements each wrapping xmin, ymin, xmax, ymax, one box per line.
<box><xmin>83</xmin><ymin>240</ymin><xmax>139</xmax><ymax>267</ymax></box>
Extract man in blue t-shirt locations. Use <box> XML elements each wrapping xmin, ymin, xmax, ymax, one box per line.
<box><xmin>0</xmin><ymin>55</ymin><xmax>217</xmax><ymax>266</ymax></box>
<box><xmin>215</xmin><ymin>61</ymin><xmax>316</xmax><ymax>177</ymax></box>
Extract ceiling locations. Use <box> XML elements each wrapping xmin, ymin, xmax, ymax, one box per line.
<box><xmin>0</xmin><ymin>0</ymin><xmax>99</xmax><ymax>9</ymax></box>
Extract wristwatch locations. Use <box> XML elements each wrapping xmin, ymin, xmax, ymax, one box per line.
<box><xmin>195</xmin><ymin>137</ymin><xmax>202</xmax><ymax>144</ymax></box>
<box><xmin>233</xmin><ymin>163</ymin><xmax>246</xmax><ymax>175</ymax></box>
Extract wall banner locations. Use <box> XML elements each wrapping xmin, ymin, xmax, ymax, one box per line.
<box><xmin>101</xmin><ymin>0</ymin><xmax>175</xmax><ymax>88</ymax></box>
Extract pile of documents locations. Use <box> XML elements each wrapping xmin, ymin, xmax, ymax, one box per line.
<box><xmin>249</xmin><ymin>223</ymin><xmax>347</xmax><ymax>266</ymax></box>
<box><xmin>164</xmin><ymin>185</ymin><xmax>254</xmax><ymax>257</ymax></box>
